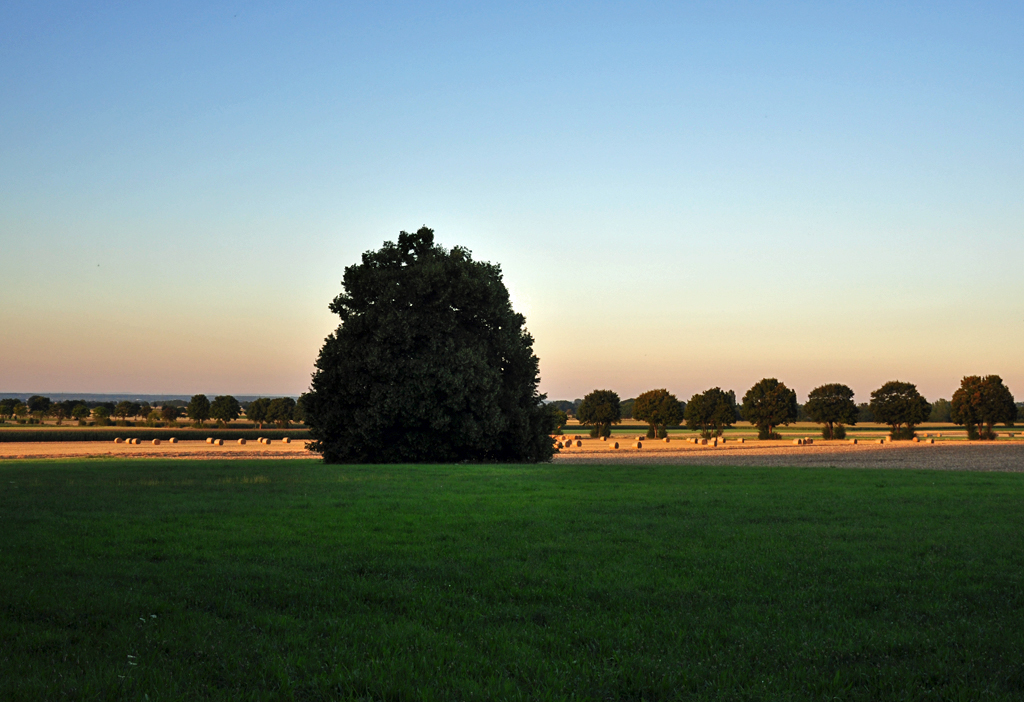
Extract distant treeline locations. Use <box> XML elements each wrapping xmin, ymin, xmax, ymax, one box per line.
<box><xmin>0</xmin><ymin>393</ymin><xmax>310</xmax><ymax>429</ymax></box>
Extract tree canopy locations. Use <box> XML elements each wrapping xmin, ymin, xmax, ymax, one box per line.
<box><xmin>869</xmin><ymin>381</ymin><xmax>930</xmax><ymax>440</ymax></box>
<box><xmin>267</xmin><ymin>397</ymin><xmax>296</xmax><ymax>428</ymax></box>
<box><xmin>187</xmin><ymin>394</ymin><xmax>211</xmax><ymax>424</ymax></box>
<box><xmin>305</xmin><ymin>227</ymin><xmax>554</xmax><ymax>463</ymax></box>
<box><xmin>741</xmin><ymin>378</ymin><xmax>798</xmax><ymax>439</ymax></box>
<box><xmin>576</xmin><ymin>389</ymin><xmax>622</xmax><ymax>438</ymax></box>
<box><xmin>632</xmin><ymin>389</ymin><xmax>683</xmax><ymax>439</ymax></box>
<box><xmin>951</xmin><ymin>375</ymin><xmax>1017</xmax><ymax>440</ymax></box>
<box><xmin>684</xmin><ymin>387</ymin><xmax>736</xmax><ymax>438</ymax></box>
<box><xmin>210</xmin><ymin>395</ymin><xmax>242</xmax><ymax>425</ymax></box>
<box><xmin>803</xmin><ymin>383</ymin><xmax>858</xmax><ymax>440</ymax></box>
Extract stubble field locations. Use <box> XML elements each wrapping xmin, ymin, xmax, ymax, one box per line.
<box><xmin>2</xmin><ymin>458</ymin><xmax>1024</xmax><ymax>700</ymax></box>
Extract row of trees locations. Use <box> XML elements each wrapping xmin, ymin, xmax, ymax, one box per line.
<box><xmin>0</xmin><ymin>394</ymin><xmax>306</xmax><ymax>429</ymax></box>
<box><xmin>568</xmin><ymin>376</ymin><xmax>1018</xmax><ymax>441</ymax></box>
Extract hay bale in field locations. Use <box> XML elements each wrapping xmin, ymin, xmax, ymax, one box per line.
<box><xmin>574</xmin><ymin>440</ymin><xmax>582</xmax><ymax>447</ymax></box>
<box><xmin>114</xmin><ymin>438</ymin><xmax>124</xmax><ymax>444</ymax></box>
<box><xmin>793</xmin><ymin>439</ymin><xmax>803</xmax><ymax>445</ymax></box>
<box><xmin>739</xmin><ymin>438</ymin><xmax>745</xmax><ymax>443</ymax></box>
<box><xmin>611</xmin><ymin>441</ymin><xmax>619</xmax><ymax>449</ymax></box>
<box><xmin>265</xmin><ymin>439</ymin><xmax>272</xmax><ymax>445</ymax></box>
<box><xmin>912</xmin><ymin>437</ymin><xmax>920</xmax><ymax>443</ymax></box>
<box><xmin>634</xmin><ymin>441</ymin><xmax>642</xmax><ymax>449</ymax></box>
<box><xmin>601</xmin><ymin>436</ymin><xmax>607</xmax><ymax>441</ymax></box>
<box><xmin>282</xmin><ymin>437</ymin><xmax>291</xmax><ymax>444</ymax></box>
<box><xmin>169</xmin><ymin>437</ymin><xmax>178</xmax><ymax>444</ymax></box>
<box><xmin>719</xmin><ymin>438</ymin><xmax>726</xmax><ymax>444</ymax></box>
<box><xmin>152</xmin><ymin>439</ymin><xmax>160</xmax><ymax>445</ymax></box>
<box><xmin>850</xmin><ymin>438</ymin><xmax>858</xmax><ymax>444</ymax></box>
<box><xmin>928</xmin><ymin>438</ymin><xmax>935</xmax><ymax>444</ymax></box>
<box><xmin>206</xmin><ymin>437</ymin><xmax>213</xmax><ymax>444</ymax></box>
<box><xmin>877</xmin><ymin>439</ymin><xmax>885</xmax><ymax>444</ymax></box>
<box><xmin>699</xmin><ymin>438</ymin><xmax>707</xmax><ymax>445</ymax></box>
<box><xmin>663</xmin><ymin>437</ymin><xmax>670</xmax><ymax>443</ymax></box>
<box><xmin>238</xmin><ymin>438</ymin><xmax>246</xmax><ymax>445</ymax></box>
<box><xmin>216</xmin><ymin>439</ymin><xmax>224</xmax><ymax>446</ymax></box>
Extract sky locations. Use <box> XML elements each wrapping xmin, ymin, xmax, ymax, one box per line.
<box><xmin>1</xmin><ymin>1</ymin><xmax>1022</xmax><ymax>404</ymax></box>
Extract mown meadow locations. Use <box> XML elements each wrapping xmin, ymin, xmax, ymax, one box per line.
<box><xmin>2</xmin><ymin>459</ymin><xmax>1023</xmax><ymax>700</ymax></box>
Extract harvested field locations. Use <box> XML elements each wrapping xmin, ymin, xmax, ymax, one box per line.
<box><xmin>0</xmin><ymin>440</ymin><xmax>311</xmax><ymax>460</ymax></box>
<box><xmin>2</xmin><ymin>437</ymin><xmax>1024</xmax><ymax>470</ymax></box>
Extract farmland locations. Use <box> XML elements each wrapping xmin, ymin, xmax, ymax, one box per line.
<box><xmin>3</xmin><ymin>459</ymin><xmax>1024</xmax><ymax>700</ymax></box>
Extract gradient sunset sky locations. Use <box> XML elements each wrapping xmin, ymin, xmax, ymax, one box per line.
<box><xmin>2</xmin><ymin>1</ymin><xmax>1022</xmax><ymax>404</ymax></box>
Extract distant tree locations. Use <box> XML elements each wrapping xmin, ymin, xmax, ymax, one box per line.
<box><xmin>929</xmin><ymin>398</ymin><xmax>952</xmax><ymax>423</ymax></box>
<box><xmin>13</xmin><ymin>403</ymin><xmax>28</xmax><ymax>421</ymax></box>
<box><xmin>684</xmin><ymin>387</ymin><xmax>737</xmax><ymax>438</ymax></box>
<box><xmin>48</xmin><ymin>402</ymin><xmax>69</xmax><ymax>426</ymax></box>
<box><xmin>145</xmin><ymin>411</ymin><xmax>163</xmax><ymax>427</ymax></box>
<box><xmin>576</xmin><ymin>389</ymin><xmax>622</xmax><ymax>438</ymax></box>
<box><xmin>246</xmin><ymin>397</ymin><xmax>271</xmax><ymax>429</ymax></box>
<box><xmin>870</xmin><ymin>381</ymin><xmax>930</xmax><ymax>440</ymax></box>
<box><xmin>804</xmin><ymin>383</ymin><xmax>858</xmax><ymax>440</ymax></box>
<box><xmin>742</xmin><ymin>379</ymin><xmax>798</xmax><ymax>440</ymax></box>
<box><xmin>632</xmin><ymin>389</ymin><xmax>683</xmax><ymax>439</ymax></box>
<box><xmin>857</xmin><ymin>403</ymin><xmax>874</xmax><ymax>423</ymax></box>
<box><xmin>91</xmin><ymin>406</ymin><xmax>111</xmax><ymax>426</ymax></box>
<box><xmin>160</xmin><ymin>404</ymin><xmax>182</xmax><ymax>424</ymax></box>
<box><xmin>549</xmin><ymin>407</ymin><xmax>568</xmax><ymax>434</ymax></box>
<box><xmin>267</xmin><ymin>397</ymin><xmax>297</xmax><ymax>428</ymax></box>
<box><xmin>187</xmin><ymin>394</ymin><xmax>211</xmax><ymax>426</ymax></box>
<box><xmin>71</xmin><ymin>404</ymin><xmax>91</xmax><ymax>424</ymax></box>
<box><xmin>619</xmin><ymin>398</ymin><xmax>636</xmax><ymax>420</ymax></box>
<box><xmin>114</xmin><ymin>401</ymin><xmax>135</xmax><ymax>422</ymax></box>
<box><xmin>0</xmin><ymin>399</ymin><xmax>17</xmax><ymax>421</ymax></box>
<box><xmin>27</xmin><ymin>395</ymin><xmax>51</xmax><ymax>421</ymax></box>
<box><xmin>293</xmin><ymin>393</ymin><xmax>311</xmax><ymax>424</ymax></box>
<box><xmin>210</xmin><ymin>395</ymin><xmax>242</xmax><ymax>426</ymax></box>
<box><xmin>951</xmin><ymin>375</ymin><xmax>1017</xmax><ymax>440</ymax></box>
<box><xmin>547</xmin><ymin>400</ymin><xmax>576</xmax><ymax>414</ymax></box>
<box><xmin>137</xmin><ymin>401</ymin><xmax>151</xmax><ymax>419</ymax></box>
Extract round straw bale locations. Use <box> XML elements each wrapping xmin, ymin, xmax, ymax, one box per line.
<box><xmin>574</xmin><ymin>440</ymin><xmax>581</xmax><ymax>447</ymax></box>
<box><xmin>206</xmin><ymin>437</ymin><xmax>213</xmax><ymax>444</ymax></box>
<box><xmin>169</xmin><ymin>437</ymin><xmax>178</xmax><ymax>444</ymax></box>
<box><xmin>215</xmin><ymin>439</ymin><xmax>223</xmax><ymax>446</ymax></box>
<box><xmin>877</xmin><ymin>438</ymin><xmax>885</xmax><ymax>444</ymax></box>
<box><xmin>634</xmin><ymin>441</ymin><xmax>642</xmax><ymax>449</ymax></box>
<box><xmin>699</xmin><ymin>438</ymin><xmax>707</xmax><ymax>445</ymax></box>
<box><xmin>928</xmin><ymin>438</ymin><xmax>935</xmax><ymax>443</ymax></box>
<box><xmin>152</xmin><ymin>439</ymin><xmax>160</xmax><ymax>445</ymax></box>
<box><xmin>739</xmin><ymin>438</ymin><xmax>745</xmax><ymax>443</ymax></box>
<box><xmin>282</xmin><ymin>437</ymin><xmax>291</xmax><ymax>444</ymax></box>
<box><xmin>850</xmin><ymin>438</ymin><xmax>858</xmax><ymax>444</ymax></box>
<box><xmin>912</xmin><ymin>437</ymin><xmax>920</xmax><ymax>443</ymax></box>
<box><xmin>611</xmin><ymin>441</ymin><xmax>619</xmax><ymax>449</ymax></box>
<box><xmin>238</xmin><ymin>438</ymin><xmax>246</xmax><ymax>445</ymax></box>
<box><xmin>265</xmin><ymin>439</ymin><xmax>272</xmax><ymax>445</ymax></box>
<box><xmin>601</xmin><ymin>436</ymin><xmax>607</xmax><ymax>441</ymax></box>
<box><xmin>114</xmin><ymin>438</ymin><xmax>124</xmax><ymax>444</ymax></box>
<box><xmin>793</xmin><ymin>439</ymin><xmax>803</xmax><ymax>445</ymax></box>
<box><xmin>663</xmin><ymin>437</ymin><xmax>670</xmax><ymax>443</ymax></box>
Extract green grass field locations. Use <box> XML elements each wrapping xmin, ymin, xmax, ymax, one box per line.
<box><xmin>2</xmin><ymin>459</ymin><xmax>1023</xmax><ymax>700</ymax></box>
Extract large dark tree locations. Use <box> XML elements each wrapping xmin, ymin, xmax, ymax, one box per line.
<box><xmin>869</xmin><ymin>380</ymin><xmax>930</xmax><ymax>440</ymax></box>
<box><xmin>742</xmin><ymin>378</ymin><xmax>798</xmax><ymax>439</ymax></box>
<box><xmin>305</xmin><ymin>227</ymin><xmax>554</xmax><ymax>463</ymax></box>
<box><xmin>951</xmin><ymin>375</ymin><xmax>1017</xmax><ymax>440</ymax></box>
<box><xmin>577</xmin><ymin>389</ymin><xmax>622</xmax><ymax>438</ymax></box>
<box><xmin>246</xmin><ymin>398</ymin><xmax>270</xmax><ymax>429</ymax></box>
<box><xmin>684</xmin><ymin>387</ymin><xmax>736</xmax><ymax>438</ymax></box>
<box><xmin>27</xmin><ymin>395</ymin><xmax>51</xmax><ymax>420</ymax></box>
<box><xmin>804</xmin><ymin>383</ymin><xmax>858</xmax><ymax>440</ymax></box>
<box><xmin>632</xmin><ymin>389</ymin><xmax>683</xmax><ymax>439</ymax></box>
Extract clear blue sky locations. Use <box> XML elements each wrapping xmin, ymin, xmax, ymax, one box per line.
<box><xmin>2</xmin><ymin>1</ymin><xmax>1021</xmax><ymax>403</ymax></box>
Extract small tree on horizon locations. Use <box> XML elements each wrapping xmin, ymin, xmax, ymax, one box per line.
<box><xmin>951</xmin><ymin>375</ymin><xmax>1017</xmax><ymax>440</ymax></box>
<box><xmin>632</xmin><ymin>389</ymin><xmax>683</xmax><ymax>439</ymax></box>
<box><xmin>869</xmin><ymin>380</ymin><xmax>930</xmax><ymax>440</ymax></box>
<box><xmin>246</xmin><ymin>398</ymin><xmax>271</xmax><ymax>429</ymax></box>
<box><xmin>210</xmin><ymin>395</ymin><xmax>242</xmax><ymax>426</ymax></box>
<box><xmin>267</xmin><ymin>397</ymin><xmax>297</xmax><ymax>428</ymax></box>
<box><xmin>742</xmin><ymin>378</ymin><xmax>798</xmax><ymax>440</ymax></box>
<box><xmin>804</xmin><ymin>383</ymin><xmax>858</xmax><ymax>440</ymax></box>
<box><xmin>577</xmin><ymin>389</ymin><xmax>622</xmax><ymax>438</ymax></box>
<box><xmin>684</xmin><ymin>387</ymin><xmax>736</xmax><ymax>438</ymax></box>
<box><xmin>187</xmin><ymin>394</ymin><xmax>212</xmax><ymax>427</ymax></box>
